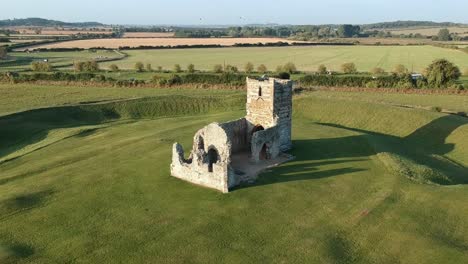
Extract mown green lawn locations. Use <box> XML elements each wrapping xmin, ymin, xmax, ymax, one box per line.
<box><xmin>99</xmin><ymin>45</ymin><xmax>468</xmax><ymax>72</ymax></box>
<box><xmin>0</xmin><ymin>84</ymin><xmax>467</xmax><ymax>263</ymax></box>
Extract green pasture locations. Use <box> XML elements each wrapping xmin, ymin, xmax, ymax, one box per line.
<box><xmin>0</xmin><ymin>84</ymin><xmax>467</xmax><ymax>263</ymax></box>
<box><xmin>0</xmin><ymin>50</ymin><xmax>121</xmax><ymax>72</ymax></box>
<box><xmin>99</xmin><ymin>45</ymin><xmax>468</xmax><ymax>72</ymax></box>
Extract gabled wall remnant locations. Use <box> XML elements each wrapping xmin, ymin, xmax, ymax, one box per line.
<box><xmin>171</xmin><ymin>77</ymin><xmax>293</xmax><ymax>193</ymax></box>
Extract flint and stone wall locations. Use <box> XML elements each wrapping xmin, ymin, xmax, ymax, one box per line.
<box><xmin>171</xmin><ymin>77</ymin><xmax>293</xmax><ymax>193</ymax></box>
<box><xmin>246</xmin><ymin>78</ymin><xmax>292</xmax><ymax>151</ymax></box>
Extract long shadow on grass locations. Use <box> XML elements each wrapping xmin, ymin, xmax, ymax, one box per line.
<box><xmin>317</xmin><ymin>115</ymin><xmax>468</xmax><ymax>185</ymax></box>
<box><xmin>0</xmin><ymin>105</ymin><xmax>121</xmax><ymax>165</ymax></box>
<box><xmin>241</xmin><ymin>115</ymin><xmax>467</xmax><ymax>190</ymax></box>
<box><xmin>249</xmin><ymin>135</ymin><xmax>373</xmax><ymax>189</ymax></box>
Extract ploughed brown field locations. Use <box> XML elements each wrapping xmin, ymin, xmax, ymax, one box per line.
<box><xmin>20</xmin><ymin>37</ymin><xmax>303</xmax><ymax>50</ymax></box>
<box><xmin>122</xmin><ymin>32</ymin><xmax>176</xmax><ymax>38</ymax></box>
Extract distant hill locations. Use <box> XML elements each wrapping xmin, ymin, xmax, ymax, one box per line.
<box><xmin>0</xmin><ymin>18</ymin><xmax>105</xmax><ymax>27</ymax></box>
<box><xmin>362</xmin><ymin>21</ymin><xmax>467</xmax><ymax>30</ymax></box>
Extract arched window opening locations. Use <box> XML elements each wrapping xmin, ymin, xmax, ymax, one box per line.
<box><xmin>197</xmin><ymin>136</ymin><xmax>205</xmax><ymax>150</ymax></box>
<box><xmin>207</xmin><ymin>148</ymin><xmax>219</xmax><ymax>173</ymax></box>
<box><xmin>258</xmin><ymin>86</ymin><xmax>262</xmax><ymax>97</ymax></box>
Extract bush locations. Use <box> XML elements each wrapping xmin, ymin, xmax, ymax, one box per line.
<box><xmin>425</xmin><ymin>59</ymin><xmax>461</xmax><ymax>88</ymax></box>
<box><xmin>167</xmin><ymin>74</ymin><xmax>183</xmax><ymax>85</ymax></box>
<box><xmin>187</xmin><ymin>64</ymin><xmax>195</xmax><ymax>73</ymax></box>
<box><xmin>371</xmin><ymin>67</ymin><xmax>385</xmax><ymax>75</ymax></box>
<box><xmin>225</xmin><ymin>65</ymin><xmax>238</xmax><ymax>73</ymax></box>
<box><xmin>135</xmin><ymin>62</ymin><xmax>144</xmax><ymax>72</ymax></box>
<box><xmin>146</xmin><ymin>63</ymin><xmax>153</xmax><ymax>72</ymax></box>
<box><xmin>173</xmin><ymin>64</ymin><xmax>182</xmax><ymax>73</ymax></box>
<box><xmin>341</xmin><ymin>63</ymin><xmax>357</xmax><ymax>74</ymax></box>
<box><xmin>431</xmin><ymin>106</ymin><xmax>442</xmax><ymax>112</ymax></box>
<box><xmin>276</xmin><ymin>72</ymin><xmax>291</xmax><ymax>80</ymax></box>
<box><xmin>109</xmin><ymin>64</ymin><xmax>119</xmax><ymax>72</ymax></box>
<box><xmin>299</xmin><ymin>74</ymin><xmax>413</xmax><ymax>88</ymax></box>
<box><xmin>283</xmin><ymin>62</ymin><xmax>297</xmax><ymax>74</ymax></box>
<box><xmin>244</xmin><ymin>62</ymin><xmax>254</xmax><ymax>73</ymax></box>
<box><xmin>393</xmin><ymin>64</ymin><xmax>408</xmax><ymax>76</ymax></box>
<box><xmin>0</xmin><ymin>46</ymin><xmax>7</xmax><ymax>59</ymax></box>
<box><xmin>275</xmin><ymin>65</ymin><xmax>284</xmax><ymax>73</ymax></box>
<box><xmin>317</xmin><ymin>64</ymin><xmax>327</xmax><ymax>74</ymax></box>
<box><xmin>73</xmin><ymin>60</ymin><xmax>99</xmax><ymax>72</ymax></box>
<box><xmin>31</xmin><ymin>61</ymin><xmax>53</xmax><ymax>72</ymax></box>
<box><xmin>157</xmin><ymin>66</ymin><xmax>163</xmax><ymax>72</ymax></box>
<box><xmin>257</xmin><ymin>64</ymin><xmax>267</xmax><ymax>74</ymax></box>
<box><xmin>213</xmin><ymin>64</ymin><xmax>223</xmax><ymax>73</ymax></box>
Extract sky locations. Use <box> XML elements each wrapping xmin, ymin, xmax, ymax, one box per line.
<box><xmin>3</xmin><ymin>0</ymin><xmax>468</xmax><ymax>25</ymax></box>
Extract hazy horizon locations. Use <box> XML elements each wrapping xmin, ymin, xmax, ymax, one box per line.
<box><xmin>3</xmin><ymin>0</ymin><xmax>468</xmax><ymax>26</ymax></box>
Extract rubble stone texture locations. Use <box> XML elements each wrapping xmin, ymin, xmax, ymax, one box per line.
<box><xmin>171</xmin><ymin>77</ymin><xmax>293</xmax><ymax>193</ymax></box>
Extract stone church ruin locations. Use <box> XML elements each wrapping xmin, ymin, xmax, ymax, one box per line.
<box><xmin>171</xmin><ymin>77</ymin><xmax>293</xmax><ymax>193</ymax></box>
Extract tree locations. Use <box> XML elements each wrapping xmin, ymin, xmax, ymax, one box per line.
<box><xmin>157</xmin><ymin>66</ymin><xmax>163</xmax><ymax>72</ymax></box>
<box><xmin>84</xmin><ymin>60</ymin><xmax>99</xmax><ymax>72</ymax></box>
<box><xmin>214</xmin><ymin>64</ymin><xmax>223</xmax><ymax>73</ymax></box>
<box><xmin>135</xmin><ymin>62</ymin><xmax>144</xmax><ymax>72</ymax></box>
<box><xmin>244</xmin><ymin>62</ymin><xmax>254</xmax><ymax>73</ymax></box>
<box><xmin>257</xmin><ymin>64</ymin><xmax>267</xmax><ymax>73</ymax></box>
<box><xmin>146</xmin><ymin>63</ymin><xmax>153</xmax><ymax>72</ymax></box>
<box><xmin>393</xmin><ymin>64</ymin><xmax>408</xmax><ymax>76</ymax></box>
<box><xmin>187</xmin><ymin>64</ymin><xmax>195</xmax><ymax>73</ymax></box>
<box><xmin>275</xmin><ymin>65</ymin><xmax>283</xmax><ymax>73</ymax></box>
<box><xmin>109</xmin><ymin>64</ymin><xmax>119</xmax><ymax>72</ymax></box>
<box><xmin>225</xmin><ymin>65</ymin><xmax>238</xmax><ymax>73</ymax></box>
<box><xmin>317</xmin><ymin>64</ymin><xmax>327</xmax><ymax>74</ymax></box>
<box><xmin>0</xmin><ymin>46</ymin><xmax>7</xmax><ymax>59</ymax></box>
<box><xmin>437</xmin><ymin>28</ymin><xmax>451</xmax><ymax>41</ymax></box>
<box><xmin>371</xmin><ymin>67</ymin><xmax>385</xmax><ymax>75</ymax></box>
<box><xmin>31</xmin><ymin>61</ymin><xmax>52</xmax><ymax>72</ymax></box>
<box><xmin>341</xmin><ymin>62</ymin><xmax>357</xmax><ymax>74</ymax></box>
<box><xmin>283</xmin><ymin>62</ymin><xmax>297</xmax><ymax>74</ymax></box>
<box><xmin>74</xmin><ymin>61</ymin><xmax>84</xmax><ymax>72</ymax></box>
<box><xmin>337</xmin><ymin>25</ymin><xmax>360</xmax><ymax>38</ymax></box>
<box><xmin>173</xmin><ymin>64</ymin><xmax>182</xmax><ymax>73</ymax></box>
<box><xmin>276</xmin><ymin>72</ymin><xmax>290</xmax><ymax>79</ymax></box>
<box><xmin>425</xmin><ymin>59</ymin><xmax>461</xmax><ymax>88</ymax></box>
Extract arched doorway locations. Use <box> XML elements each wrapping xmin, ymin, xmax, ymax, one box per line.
<box><xmin>260</xmin><ymin>143</ymin><xmax>269</xmax><ymax>160</ymax></box>
<box><xmin>207</xmin><ymin>148</ymin><xmax>219</xmax><ymax>172</ymax></box>
<box><xmin>251</xmin><ymin>125</ymin><xmax>265</xmax><ymax>136</ymax></box>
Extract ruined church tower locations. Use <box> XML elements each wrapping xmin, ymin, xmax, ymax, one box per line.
<box><xmin>246</xmin><ymin>77</ymin><xmax>293</xmax><ymax>151</ymax></box>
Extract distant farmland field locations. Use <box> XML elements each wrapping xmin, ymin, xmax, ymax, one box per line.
<box><xmin>99</xmin><ymin>45</ymin><xmax>468</xmax><ymax>72</ymax></box>
<box><xmin>386</xmin><ymin>26</ymin><xmax>468</xmax><ymax>36</ymax></box>
<box><xmin>122</xmin><ymin>32</ymin><xmax>176</xmax><ymax>38</ymax></box>
<box><xmin>22</xmin><ymin>37</ymin><xmax>302</xmax><ymax>50</ymax></box>
<box><xmin>4</xmin><ymin>27</ymin><xmax>113</xmax><ymax>36</ymax></box>
<box><xmin>0</xmin><ymin>50</ymin><xmax>122</xmax><ymax>71</ymax></box>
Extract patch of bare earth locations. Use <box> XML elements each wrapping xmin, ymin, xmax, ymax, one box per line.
<box><xmin>22</xmin><ymin>37</ymin><xmax>302</xmax><ymax>50</ymax></box>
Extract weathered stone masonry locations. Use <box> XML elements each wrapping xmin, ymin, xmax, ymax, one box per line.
<box><xmin>171</xmin><ymin>77</ymin><xmax>293</xmax><ymax>193</ymax></box>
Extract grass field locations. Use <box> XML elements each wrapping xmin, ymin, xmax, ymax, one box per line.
<box><xmin>3</xmin><ymin>45</ymin><xmax>468</xmax><ymax>73</ymax></box>
<box><xmin>99</xmin><ymin>45</ymin><xmax>468</xmax><ymax>72</ymax></box>
<box><xmin>0</xmin><ymin>84</ymin><xmax>467</xmax><ymax>263</ymax></box>
<box><xmin>0</xmin><ymin>50</ymin><xmax>123</xmax><ymax>72</ymax></box>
